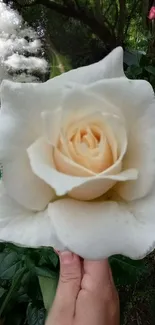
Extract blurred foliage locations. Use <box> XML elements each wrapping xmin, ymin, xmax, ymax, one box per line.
<box><xmin>8</xmin><ymin>0</ymin><xmax>154</xmax><ymax>68</ymax></box>
<box><xmin>126</xmin><ymin>53</ymin><xmax>155</xmax><ymax>89</ymax></box>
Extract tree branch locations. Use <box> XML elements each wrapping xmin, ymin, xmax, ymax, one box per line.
<box><xmin>113</xmin><ymin>2</ymin><xmax>119</xmax><ymax>30</ymax></box>
<box><xmin>93</xmin><ymin>0</ymin><xmax>114</xmax><ymax>33</ymax></box>
<box><xmin>13</xmin><ymin>0</ymin><xmax>116</xmax><ymax>46</ymax></box>
<box><xmin>117</xmin><ymin>0</ymin><xmax>126</xmax><ymax>43</ymax></box>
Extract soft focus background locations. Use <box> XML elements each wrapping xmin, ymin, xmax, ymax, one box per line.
<box><xmin>0</xmin><ymin>1</ymin><xmax>155</xmax><ymax>324</ymax></box>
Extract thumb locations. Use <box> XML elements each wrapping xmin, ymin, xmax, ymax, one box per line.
<box><xmin>48</xmin><ymin>252</ymin><xmax>82</xmax><ymax>324</ymax></box>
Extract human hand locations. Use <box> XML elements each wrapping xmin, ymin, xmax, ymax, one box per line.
<box><xmin>45</xmin><ymin>252</ymin><xmax>119</xmax><ymax>325</ymax></box>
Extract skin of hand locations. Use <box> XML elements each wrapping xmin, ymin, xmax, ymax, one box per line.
<box><xmin>45</xmin><ymin>251</ymin><xmax>120</xmax><ymax>325</ymax></box>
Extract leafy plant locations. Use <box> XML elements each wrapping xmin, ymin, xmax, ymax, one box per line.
<box><xmin>125</xmin><ymin>53</ymin><xmax>155</xmax><ymax>89</ymax></box>
<box><xmin>0</xmin><ymin>244</ymin><xmax>59</xmax><ymax>325</ymax></box>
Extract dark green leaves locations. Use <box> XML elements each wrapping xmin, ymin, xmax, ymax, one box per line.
<box><xmin>0</xmin><ymin>244</ymin><xmax>58</xmax><ymax>325</ymax></box>
<box><xmin>27</xmin><ymin>303</ymin><xmax>45</xmax><ymax>325</ymax></box>
<box><xmin>0</xmin><ymin>251</ymin><xmax>21</xmax><ymax>280</ymax></box>
<box><xmin>125</xmin><ymin>54</ymin><xmax>155</xmax><ymax>89</ymax></box>
<box><xmin>109</xmin><ymin>255</ymin><xmax>147</xmax><ymax>286</ymax></box>
<box><xmin>145</xmin><ymin>65</ymin><xmax>155</xmax><ymax>76</ymax></box>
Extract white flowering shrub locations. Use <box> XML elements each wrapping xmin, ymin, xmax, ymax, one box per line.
<box><xmin>0</xmin><ymin>0</ymin><xmax>48</xmax><ymax>83</ymax></box>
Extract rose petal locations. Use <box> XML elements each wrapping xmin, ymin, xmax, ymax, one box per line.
<box><xmin>68</xmin><ymin>168</ymin><xmax>137</xmax><ymax>200</ymax></box>
<box><xmin>3</xmin><ymin>153</ymin><xmax>55</xmax><ymax>211</ymax></box>
<box><xmin>61</xmin><ymin>87</ymin><xmax>123</xmax><ymax>131</ymax></box>
<box><xmin>88</xmin><ymin>77</ymin><xmax>154</xmax><ymax>124</ymax></box>
<box><xmin>27</xmin><ymin>137</ymin><xmax>137</xmax><ymax>200</ymax></box>
<box><xmin>51</xmin><ymin>46</ymin><xmax>124</xmax><ymax>85</ymax></box>
<box><xmin>0</xmin><ymin>80</ymin><xmax>64</xmax><ymax>160</ymax></box>
<box><xmin>54</xmin><ymin>148</ymin><xmax>95</xmax><ymax>177</ymax></box>
<box><xmin>0</xmin><ymin>47</ymin><xmax>124</xmax><ymax>160</ymax></box>
<box><xmin>0</xmin><ymin>181</ymin><xmax>63</xmax><ymax>249</ymax></box>
<box><xmin>48</xmin><ymin>190</ymin><xmax>155</xmax><ymax>259</ymax></box>
<box><xmin>116</xmin><ymin>104</ymin><xmax>155</xmax><ymax>200</ymax></box>
<box><xmin>1</xmin><ymin>178</ymin><xmax>154</xmax><ymax>260</ymax></box>
<box><xmin>41</xmin><ymin>109</ymin><xmax>62</xmax><ymax>146</ymax></box>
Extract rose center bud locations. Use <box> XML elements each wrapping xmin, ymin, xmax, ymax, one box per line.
<box><xmin>54</xmin><ymin>122</ymin><xmax>116</xmax><ymax>176</ymax></box>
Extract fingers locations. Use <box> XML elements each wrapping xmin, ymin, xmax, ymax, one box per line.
<box><xmin>82</xmin><ymin>259</ymin><xmax>112</xmax><ymax>292</ymax></box>
<box><xmin>75</xmin><ymin>259</ymin><xmax>119</xmax><ymax>325</ymax></box>
<box><xmin>46</xmin><ymin>251</ymin><xmax>82</xmax><ymax>325</ymax></box>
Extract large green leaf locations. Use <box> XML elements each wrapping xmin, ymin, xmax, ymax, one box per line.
<box><xmin>145</xmin><ymin>66</ymin><xmax>155</xmax><ymax>76</ymax></box>
<box><xmin>39</xmin><ymin>274</ymin><xmax>58</xmax><ymax>312</ymax></box>
<box><xmin>0</xmin><ymin>252</ymin><xmax>21</xmax><ymax>280</ymax></box>
<box><xmin>36</xmin><ymin>266</ymin><xmax>58</xmax><ymax>278</ymax></box>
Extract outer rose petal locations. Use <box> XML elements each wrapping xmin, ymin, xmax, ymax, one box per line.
<box><xmin>87</xmin><ymin>77</ymin><xmax>155</xmax><ymax>200</ymax></box>
<box><xmin>0</xmin><ymin>181</ymin><xmax>63</xmax><ymax>249</ymax></box>
<box><xmin>1</xmin><ymin>177</ymin><xmax>155</xmax><ymax>260</ymax></box>
<box><xmin>116</xmin><ymin>104</ymin><xmax>155</xmax><ymax>200</ymax></box>
<box><xmin>3</xmin><ymin>154</ymin><xmax>55</xmax><ymax>211</ymax></box>
<box><xmin>48</xmin><ymin>189</ymin><xmax>155</xmax><ymax>260</ymax></box>
<box><xmin>88</xmin><ymin>78</ymin><xmax>154</xmax><ymax>124</ymax></box>
<box><xmin>0</xmin><ymin>47</ymin><xmax>124</xmax><ymax>161</ymax></box>
<box><xmin>0</xmin><ymin>80</ymin><xmax>64</xmax><ymax>160</ymax></box>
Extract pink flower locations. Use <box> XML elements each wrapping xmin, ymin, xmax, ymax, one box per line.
<box><xmin>148</xmin><ymin>6</ymin><xmax>155</xmax><ymax>20</ymax></box>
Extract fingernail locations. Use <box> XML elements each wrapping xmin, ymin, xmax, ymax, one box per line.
<box><xmin>60</xmin><ymin>251</ymin><xmax>73</xmax><ymax>264</ymax></box>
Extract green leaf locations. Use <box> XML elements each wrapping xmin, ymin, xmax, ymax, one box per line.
<box><xmin>39</xmin><ymin>275</ymin><xmax>58</xmax><ymax>311</ymax></box>
<box><xmin>50</xmin><ymin>52</ymin><xmax>71</xmax><ymax>78</ymax></box>
<box><xmin>27</xmin><ymin>303</ymin><xmax>45</xmax><ymax>325</ymax></box>
<box><xmin>0</xmin><ymin>252</ymin><xmax>21</xmax><ymax>280</ymax></box>
<box><xmin>0</xmin><ymin>287</ymin><xmax>6</xmax><ymax>298</ymax></box>
<box><xmin>145</xmin><ymin>66</ymin><xmax>155</xmax><ymax>76</ymax></box>
<box><xmin>126</xmin><ymin>65</ymin><xmax>143</xmax><ymax>78</ymax></box>
<box><xmin>16</xmin><ymin>286</ymin><xmax>29</xmax><ymax>303</ymax></box>
<box><xmin>38</xmin><ymin>248</ymin><xmax>59</xmax><ymax>269</ymax></box>
<box><xmin>0</xmin><ymin>267</ymin><xmax>25</xmax><ymax>317</ymax></box>
<box><xmin>22</xmin><ymin>270</ymin><xmax>42</xmax><ymax>302</ymax></box>
<box><xmin>35</xmin><ymin>267</ymin><xmax>57</xmax><ymax>278</ymax></box>
<box><xmin>109</xmin><ymin>255</ymin><xmax>147</xmax><ymax>286</ymax></box>
<box><xmin>47</xmin><ymin>251</ymin><xmax>59</xmax><ymax>268</ymax></box>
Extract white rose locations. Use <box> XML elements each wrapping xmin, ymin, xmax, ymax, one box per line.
<box><xmin>0</xmin><ymin>47</ymin><xmax>155</xmax><ymax>259</ymax></box>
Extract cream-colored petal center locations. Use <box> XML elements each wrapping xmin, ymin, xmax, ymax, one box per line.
<box><xmin>54</xmin><ymin>118</ymin><xmax>117</xmax><ymax>175</ymax></box>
